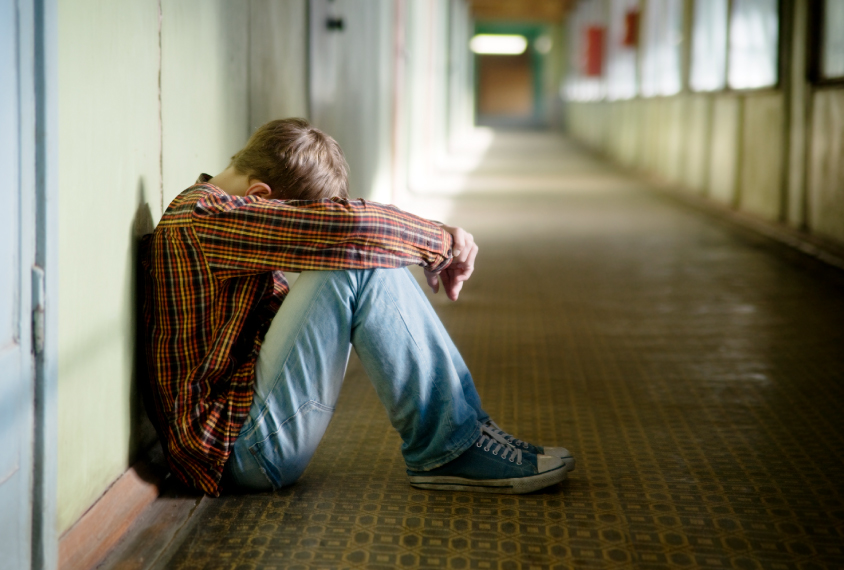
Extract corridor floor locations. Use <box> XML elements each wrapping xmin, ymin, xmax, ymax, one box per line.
<box><xmin>103</xmin><ymin>131</ymin><xmax>844</xmax><ymax>570</ymax></box>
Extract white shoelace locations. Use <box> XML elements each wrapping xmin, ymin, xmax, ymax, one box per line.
<box><xmin>485</xmin><ymin>420</ymin><xmax>530</xmax><ymax>450</ymax></box>
<box><xmin>476</xmin><ymin>424</ymin><xmax>523</xmax><ymax>465</ymax></box>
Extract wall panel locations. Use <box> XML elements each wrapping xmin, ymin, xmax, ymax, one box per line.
<box><xmin>567</xmin><ymin>101</ymin><xmax>608</xmax><ymax>151</ymax></box>
<box><xmin>739</xmin><ymin>93</ymin><xmax>784</xmax><ymax>221</ymax></box>
<box><xmin>605</xmin><ymin>102</ymin><xmax>625</xmax><ymax>161</ymax></box>
<box><xmin>639</xmin><ymin>98</ymin><xmax>661</xmax><ymax>172</ymax></box>
<box><xmin>616</xmin><ymin>100</ymin><xmax>643</xmax><ymax>168</ymax></box>
<box><xmin>682</xmin><ymin>94</ymin><xmax>712</xmax><ymax>194</ymax></box>
<box><xmin>662</xmin><ymin>97</ymin><xmax>686</xmax><ymax>183</ymax></box>
<box><xmin>249</xmin><ymin>0</ymin><xmax>309</xmax><ymax>129</ymax></box>
<box><xmin>808</xmin><ymin>90</ymin><xmax>844</xmax><ymax>244</ymax></box>
<box><xmin>57</xmin><ymin>0</ymin><xmax>161</xmax><ymax>534</ymax></box>
<box><xmin>309</xmin><ymin>0</ymin><xmax>395</xmax><ymax>201</ymax></box>
<box><xmin>708</xmin><ymin>96</ymin><xmax>742</xmax><ymax>206</ymax></box>
<box><xmin>160</xmin><ymin>0</ymin><xmax>249</xmax><ymax>204</ymax></box>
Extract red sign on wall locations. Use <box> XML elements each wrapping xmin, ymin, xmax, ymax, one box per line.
<box><xmin>623</xmin><ymin>9</ymin><xmax>640</xmax><ymax>47</ymax></box>
<box><xmin>584</xmin><ymin>26</ymin><xmax>606</xmax><ymax>77</ymax></box>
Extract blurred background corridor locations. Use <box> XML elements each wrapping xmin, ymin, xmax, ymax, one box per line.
<box><xmin>2</xmin><ymin>0</ymin><xmax>844</xmax><ymax>569</ymax></box>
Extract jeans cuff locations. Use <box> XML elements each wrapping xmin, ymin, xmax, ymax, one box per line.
<box><xmin>404</xmin><ymin>421</ymin><xmax>481</xmax><ymax>472</ymax></box>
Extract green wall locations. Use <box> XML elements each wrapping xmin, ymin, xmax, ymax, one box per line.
<box><xmin>56</xmin><ymin>0</ymin><xmax>309</xmax><ymax>535</ymax></box>
<box><xmin>57</xmin><ymin>0</ymin><xmax>163</xmax><ymax>535</ymax></box>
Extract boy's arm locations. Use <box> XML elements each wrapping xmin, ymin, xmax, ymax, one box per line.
<box><xmin>192</xmin><ymin>190</ymin><xmax>454</xmax><ymax>277</ymax></box>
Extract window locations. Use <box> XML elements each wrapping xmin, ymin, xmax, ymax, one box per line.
<box><xmin>728</xmin><ymin>0</ymin><xmax>779</xmax><ymax>89</ymax></box>
<box><xmin>606</xmin><ymin>0</ymin><xmax>640</xmax><ymax>100</ymax></box>
<box><xmin>564</xmin><ymin>0</ymin><xmax>607</xmax><ymax>101</ymax></box>
<box><xmin>821</xmin><ymin>0</ymin><xmax>844</xmax><ymax>79</ymax></box>
<box><xmin>690</xmin><ymin>0</ymin><xmax>728</xmax><ymax>91</ymax></box>
<box><xmin>640</xmin><ymin>0</ymin><xmax>684</xmax><ymax>97</ymax></box>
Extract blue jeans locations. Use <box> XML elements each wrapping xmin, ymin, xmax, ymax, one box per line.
<box><xmin>223</xmin><ymin>267</ymin><xmax>488</xmax><ymax>491</ymax></box>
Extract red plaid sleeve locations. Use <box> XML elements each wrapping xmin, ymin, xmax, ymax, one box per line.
<box><xmin>192</xmin><ymin>186</ymin><xmax>453</xmax><ymax>276</ymax></box>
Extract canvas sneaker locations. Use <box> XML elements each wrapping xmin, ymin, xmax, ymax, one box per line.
<box><xmin>407</xmin><ymin>424</ymin><xmax>568</xmax><ymax>494</ymax></box>
<box><xmin>484</xmin><ymin>420</ymin><xmax>576</xmax><ymax>472</ymax></box>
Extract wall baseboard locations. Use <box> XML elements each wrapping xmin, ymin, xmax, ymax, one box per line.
<box><xmin>648</xmin><ymin>179</ymin><xmax>844</xmax><ymax>274</ymax></box>
<box><xmin>59</xmin><ymin>462</ymin><xmax>163</xmax><ymax>570</ymax></box>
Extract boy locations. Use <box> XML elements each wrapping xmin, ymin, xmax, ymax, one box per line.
<box><xmin>140</xmin><ymin>118</ymin><xmax>574</xmax><ymax>497</ymax></box>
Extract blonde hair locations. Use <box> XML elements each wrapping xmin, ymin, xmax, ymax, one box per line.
<box><xmin>231</xmin><ymin>118</ymin><xmax>349</xmax><ymax>200</ymax></box>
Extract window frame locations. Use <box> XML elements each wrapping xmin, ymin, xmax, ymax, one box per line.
<box><xmin>807</xmin><ymin>0</ymin><xmax>844</xmax><ymax>86</ymax></box>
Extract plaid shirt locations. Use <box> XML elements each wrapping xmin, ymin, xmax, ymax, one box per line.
<box><xmin>140</xmin><ymin>175</ymin><xmax>453</xmax><ymax>495</ymax></box>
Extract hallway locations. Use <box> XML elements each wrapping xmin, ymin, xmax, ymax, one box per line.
<box><xmin>102</xmin><ymin>131</ymin><xmax>844</xmax><ymax>570</ymax></box>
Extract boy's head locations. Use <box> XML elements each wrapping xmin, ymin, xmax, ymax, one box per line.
<box><xmin>231</xmin><ymin>118</ymin><xmax>349</xmax><ymax>200</ymax></box>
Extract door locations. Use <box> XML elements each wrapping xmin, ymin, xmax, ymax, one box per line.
<box><xmin>0</xmin><ymin>0</ymin><xmax>36</xmax><ymax>568</ymax></box>
<box><xmin>308</xmin><ymin>0</ymin><xmax>395</xmax><ymax>202</ymax></box>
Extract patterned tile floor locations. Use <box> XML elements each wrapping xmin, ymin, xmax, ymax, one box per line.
<box><xmin>103</xmin><ymin>132</ymin><xmax>844</xmax><ymax>570</ymax></box>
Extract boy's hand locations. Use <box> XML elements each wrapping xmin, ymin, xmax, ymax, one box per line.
<box><xmin>425</xmin><ymin>224</ymin><xmax>478</xmax><ymax>301</ymax></box>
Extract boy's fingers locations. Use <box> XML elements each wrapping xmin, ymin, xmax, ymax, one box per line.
<box><xmin>458</xmin><ymin>231</ymin><xmax>474</xmax><ymax>263</ymax></box>
<box><xmin>445</xmin><ymin>225</ymin><xmax>472</xmax><ymax>260</ymax></box>
<box><xmin>458</xmin><ymin>233</ymin><xmax>475</xmax><ymax>264</ymax></box>
<box><xmin>441</xmin><ymin>270</ymin><xmax>464</xmax><ymax>301</ymax></box>
<box><xmin>464</xmin><ymin>243</ymin><xmax>479</xmax><ymax>276</ymax></box>
<box><xmin>468</xmin><ymin>242</ymin><xmax>478</xmax><ymax>265</ymax></box>
<box><xmin>452</xmin><ymin>229</ymin><xmax>465</xmax><ymax>258</ymax></box>
<box><xmin>439</xmin><ymin>224</ymin><xmax>478</xmax><ymax>300</ymax></box>
<box><xmin>447</xmin><ymin>280</ymin><xmax>463</xmax><ymax>301</ymax></box>
<box><xmin>452</xmin><ymin>243</ymin><xmax>478</xmax><ymax>282</ymax></box>
<box><xmin>441</xmin><ymin>271</ymin><xmax>453</xmax><ymax>298</ymax></box>
<box><xmin>425</xmin><ymin>270</ymin><xmax>439</xmax><ymax>294</ymax></box>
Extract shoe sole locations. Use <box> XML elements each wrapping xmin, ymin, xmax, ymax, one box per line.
<box><xmin>407</xmin><ymin>465</ymin><xmax>567</xmax><ymax>494</ymax></box>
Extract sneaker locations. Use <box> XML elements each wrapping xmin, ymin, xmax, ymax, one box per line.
<box><xmin>406</xmin><ymin>424</ymin><xmax>567</xmax><ymax>494</ymax></box>
<box><xmin>484</xmin><ymin>420</ymin><xmax>576</xmax><ymax>472</ymax></box>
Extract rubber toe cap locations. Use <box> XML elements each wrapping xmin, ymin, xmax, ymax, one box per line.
<box><xmin>541</xmin><ymin>447</ymin><xmax>575</xmax><ymax>471</ymax></box>
<box><xmin>536</xmin><ymin>454</ymin><xmax>564</xmax><ymax>473</ymax></box>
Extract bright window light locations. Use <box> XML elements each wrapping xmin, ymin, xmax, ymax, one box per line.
<box><xmin>728</xmin><ymin>0</ymin><xmax>779</xmax><ymax>89</ymax></box>
<box><xmin>470</xmin><ymin>34</ymin><xmax>528</xmax><ymax>55</ymax></box>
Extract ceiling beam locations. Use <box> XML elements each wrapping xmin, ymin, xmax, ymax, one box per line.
<box><xmin>468</xmin><ymin>0</ymin><xmax>575</xmax><ymax>24</ymax></box>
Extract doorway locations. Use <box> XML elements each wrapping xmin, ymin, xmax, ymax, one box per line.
<box><xmin>473</xmin><ymin>23</ymin><xmax>549</xmax><ymax>128</ymax></box>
